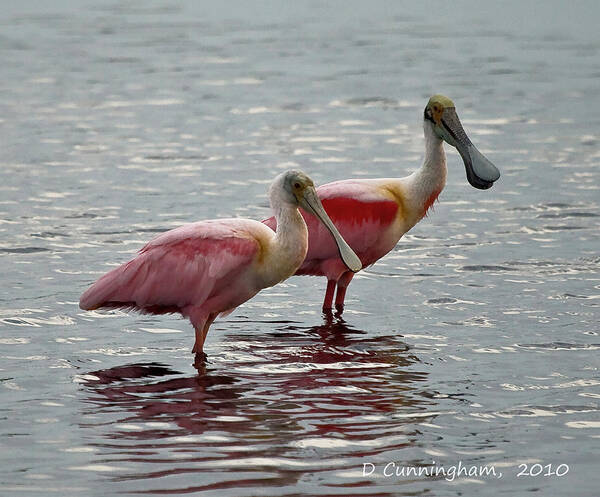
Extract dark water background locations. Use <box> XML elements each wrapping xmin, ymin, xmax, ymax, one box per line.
<box><xmin>1</xmin><ymin>1</ymin><xmax>599</xmax><ymax>495</ymax></box>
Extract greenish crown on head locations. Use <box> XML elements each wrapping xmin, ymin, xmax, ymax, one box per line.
<box><xmin>427</xmin><ymin>94</ymin><xmax>455</xmax><ymax>109</ymax></box>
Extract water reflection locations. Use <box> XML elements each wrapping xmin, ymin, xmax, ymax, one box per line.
<box><xmin>78</xmin><ymin>320</ymin><xmax>431</xmax><ymax>494</ymax></box>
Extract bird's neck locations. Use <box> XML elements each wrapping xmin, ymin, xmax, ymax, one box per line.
<box><xmin>270</xmin><ymin>203</ymin><xmax>308</xmax><ymax>277</ymax></box>
<box><xmin>408</xmin><ymin>122</ymin><xmax>447</xmax><ymax>217</ymax></box>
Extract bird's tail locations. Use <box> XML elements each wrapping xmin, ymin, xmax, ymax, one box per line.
<box><xmin>79</xmin><ymin>260</ymin><xmax>138</xmax><ymax>310</ymax></box>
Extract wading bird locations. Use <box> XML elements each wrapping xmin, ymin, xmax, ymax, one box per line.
<box><xmin>79</xmin><ymin>170</ymin><xmax>361</xmax><ymax>358</ymax></box>
<box><xmin>264</xmin><ymin>95</ymin><xmax>501</xmax><ymax>313</ymax></box>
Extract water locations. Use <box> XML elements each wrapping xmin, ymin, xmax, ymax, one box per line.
<box><xmin>1</xmin><ymin>1</ymin><xmax>599</xmax><ymax>495</ymax></box>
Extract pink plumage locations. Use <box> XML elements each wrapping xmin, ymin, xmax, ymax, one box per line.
<box><xmin>80</xmin><ymin>219</ymin><xmax>274</xmax><ymax>356</ymax></box>
<box><xmin>80</xmin><ymin>219</ymin><xmax>263</xmax><ymax>319</ymax></box>
<box><xmin>80</xmin><ymin>220</ymin><xmax>259</xmax><ymax>314</ymax></box>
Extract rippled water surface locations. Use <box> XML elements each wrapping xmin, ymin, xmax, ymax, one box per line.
<box><xmin>1</xmin><ymin>1</ymin><xmax>599</xmax><ymax>496</ymax></box>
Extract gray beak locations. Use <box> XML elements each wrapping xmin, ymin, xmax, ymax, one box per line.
<box><xmin>299</xmin><ymin>187</ymin><xmax>362</xmax><ymax>272</ymax></box>
<box><xmin>435</xmin><ymin>108</ymin><xmax>501</xmax><ymax>190</ymax></box>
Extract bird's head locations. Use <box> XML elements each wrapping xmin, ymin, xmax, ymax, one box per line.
<box><xmin>281</xmin><ymin>170</ymin><xmax>316</xmax><ymax>206</ymax></box>
<box><xmin>424</xmin><ymin>94</ymin><xmax>501</xmax><ymax>189</ymax></box>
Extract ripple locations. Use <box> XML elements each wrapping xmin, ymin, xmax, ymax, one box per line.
<box><xmin>426</xmin><ymin>297</ymin><xmax>457</xmax><ymax>304</ymax></box>
<box><xmin>501</xmin><ymin>379</ymin><xmax>600</xmax><ymax>391</ymax></box>
<box><xmin>292</xmin><ymin>434</ymin><xmax>406</xmax><ymax>449</ymax></box>
<box><xmin>443</xmin><ymin>317</ymin><xmax>495</xmax><ymax>328</ymax></box>
<box><xmin>517</xmin><ymin>342</ymin><xmax>600</xmax><ymax>350</ymax></box>
<box><xmin>64</xmin><ymin>212</ymin><xmax>101</xmax><ymax>219</ymax></box>
<box><xmin>493</xmin><ymin>405</ymin><xmax>599</xmax><ymax>418</ymax></box>
<box><xmin>537</xmin><ymin>212</ymin><xmax>599</xmax><ymax>218</ymax></box>
<box><xmin>329</xmin><ymin>97</ymin><xmax>413</xmax><ymax>108</ymax></box>
<box><xmin>565</xmin><ymin>421</ymin><xmax>600</xmax><ymax>429</ymax></box>
<box><xmin>563</xmin><ymin>293</ymin><xmax>600</xmax><ymax>300</ymax></box>
<box><xmin>459</xmin><ymin>265</ymin><xmax>515</xmax><ymax>272</ymax></box>
<box><xmin>96</xmin><ymin>99</ymin><xmax>184</xmax><ymax>109</ymax></box>
<box><xmin>543</xmin><ymin>225</ymin><xmax>587</xmax><ymax>231</ymax></box>
<box><xmin>0</xmin><ymin>337</ymin><xmax>31</xmax><ymax>345</ymax></box>
<box><xmin>0</xmin><ymin>246</ymin><xmax>51</xmax><ymax>254</ymax></box>
<box><xmin>68</xmin><ymin>464</ymin><xmax>127</xmax><ymax>472</ymax></box>
<box><xmin>30</xmin><ymin>231</ymin><xmax>71</xmax><ymax>239</ymax></box>
<box><xmin>233</xmin><ymin>360</ymin><xmax>393</xmax><ymax>374</ymax></box>
<box><xmin>138</xmin><ymin>327</ymin><xmax>183</xmax><ymax>334</ymax></box>
<box><xmin>1</xmin><ymin>315</ymin><xmax>75</xmax><ymax>327</ymax></box>
<box><xmin>82</xmin><ymin>347</ymin><xmax>164</xmax><ymax>357</ymax></box>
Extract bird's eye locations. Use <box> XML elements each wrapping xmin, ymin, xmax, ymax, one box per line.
<box><xmin>294</xmin><ymin>182</ymin><xmax>301</xmax><ymax>189</ymax></box>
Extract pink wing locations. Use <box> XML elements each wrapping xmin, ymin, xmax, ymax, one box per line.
<box><xmin>79</xmin><ymin>220</ymin><xmax>260</xmax><ymax>314</ymax></box>
<box><xmin>263</xmin><ymin>180</ymin><xmax>399</xmax><ymax>275</ymax></box>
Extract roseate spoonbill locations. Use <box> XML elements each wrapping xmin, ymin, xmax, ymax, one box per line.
<box><xmin>264</xmin><ymin>95</ymin><xmax>501</xmax><ymax>313</ymax></box>
<box><xmin>79</xmin><ymin>170</ymin><xmax>361</xmax><ymax>357</ymax></box>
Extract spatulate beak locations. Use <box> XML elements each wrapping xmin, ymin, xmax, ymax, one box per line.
<box><xmin>436</xmin><ymin>108</ymin><xmax>501</xmax><ymax>190</ymax></box>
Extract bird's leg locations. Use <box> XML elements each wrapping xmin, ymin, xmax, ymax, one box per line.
<box><xmin>322</xmin><ymin>279</ymin><xmax>336</xmax><ymax>311</ymax></box>
<box><xmin>191</xmin><ymin>312</ymin><xmax>217</xmax><ymax>356</ymax></box>
<box><xmin>188</xmin><ymin>306</ymin><xmax>210</xmax><ymax>356</ymax></box>
<box><xmin>192</xmin><ymin>325</ymin><xmax>206</xmax><ymax>355</ymax></box>
<box><xmin>202</xmin><ymin>312</ymin><xmax>217</xmax><ymax>343</ymax></box>
<box><xmin>334</xmin><ymin>271</ymin><xmax>355</xmax><ymax>313</ymax></box>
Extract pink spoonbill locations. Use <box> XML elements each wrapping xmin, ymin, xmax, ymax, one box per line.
<box><xmin>79</xmin><ymin>170</ymin><xmax>361</xmax><ymax>358</ymax></box>
<box><xmin>264</xmin><ymin>95</ymin><xmax>501</xmax><ymax>313</ymax></box>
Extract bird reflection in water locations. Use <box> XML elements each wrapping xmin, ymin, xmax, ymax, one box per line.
<box><xmin>78</xmin><ymin>320</ymin><xmax>432</xmax><ymax>493</ymax></box>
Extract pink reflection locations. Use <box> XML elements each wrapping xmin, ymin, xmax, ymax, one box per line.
<box><xmin>78</xmin><ymin>320</ymin><xmax>432</xmax><ymax>494</ymax></box>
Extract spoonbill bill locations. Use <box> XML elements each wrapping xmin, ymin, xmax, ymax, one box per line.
<box><xmin>79</xmin><ymin>170</ymin><xmax>361</xmax><ymax>357</ymax></box>
<box><xmin>264</xmin><ymin>95</ymin><xmax>501</xmax><ymax>313</ymax></box>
